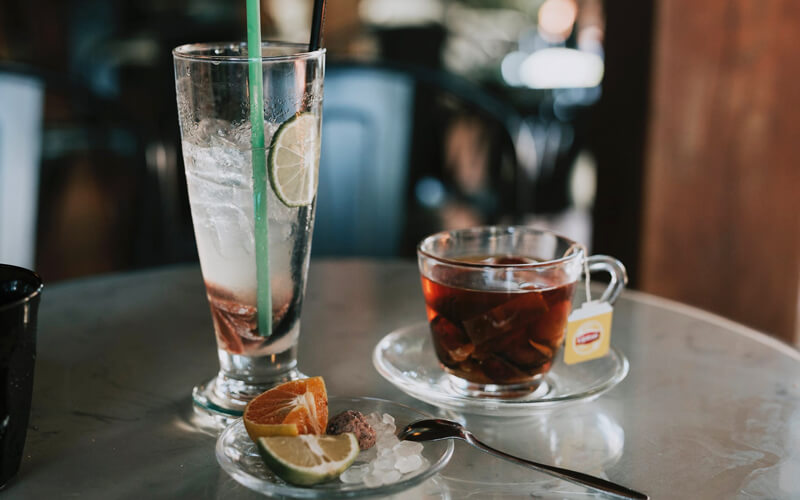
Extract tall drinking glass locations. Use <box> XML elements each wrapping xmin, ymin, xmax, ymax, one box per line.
<box><xmin>173</xmin><ymin>42</ymin><xmax>324</xmax><ymax>420</ymax></box>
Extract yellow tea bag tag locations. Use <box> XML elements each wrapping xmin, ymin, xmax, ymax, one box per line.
<box><xmin>564</xmin><ymin>301</ymin><xmax>613</xmax><ymax>365</ymax></box>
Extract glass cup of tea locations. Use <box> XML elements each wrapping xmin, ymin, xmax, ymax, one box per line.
<box><xmin>417</xmin><ymin>226</ymin><xmax>626</xmax><ymax>398</ymax></box>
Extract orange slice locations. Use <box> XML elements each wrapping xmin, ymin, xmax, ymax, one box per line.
<box><xmin>243</xmin><ymin>377</ymin><xmax>328</xmax><ymax>441</ymax></box>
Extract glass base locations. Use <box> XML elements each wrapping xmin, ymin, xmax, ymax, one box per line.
<box><xmin>192</xmin><ymin>369</ymin><xmax>306</xmax><ymax>425</ymax></box>
<box><xmin>445</xmin><ymin>373</ymin><xmax>551</xmax><ymax>399</ymax></box>
<box><xmin>192</xmin><ymin>326</ymin><xmax>304</xmax><ymax>425</ymax></box>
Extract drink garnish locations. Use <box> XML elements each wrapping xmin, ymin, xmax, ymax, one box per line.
<box><xmin>268</xmin><ymin>112</ymin><xmax>320</xmax><ymax>207</ymax></box>
<box><xmin>244</xmin><ymin>377</ymin><xmax>328</xmax><ymax>440</ymax></box>
<box><xmin>244</xmin><ymin>377</ymin><xmax>427</xmax><ymax>488</ymax></box>
<box><xmin>256</xmin><ymin>433</ymin><xmax>359</xmax><ymax>486</ymax></box>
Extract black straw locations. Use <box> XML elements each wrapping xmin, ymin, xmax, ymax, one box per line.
<box><xmin>309</xmin><ymin>0</ymin><xmax>326</xmax><ymax>51</ymax></box>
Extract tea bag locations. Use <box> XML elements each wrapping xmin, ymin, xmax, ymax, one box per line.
<box><xmin>564</xmin><ymin>245</ymin><xmax>613</xmax><ymax>365</ymax></box>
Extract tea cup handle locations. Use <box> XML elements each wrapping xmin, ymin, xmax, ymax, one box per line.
<box><xmin>585</xmin><ymin>255</ymin><xmax>628</xmax><ymax>304</ymax></box>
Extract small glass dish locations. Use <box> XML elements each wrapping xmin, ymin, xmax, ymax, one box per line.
<box><xmin>373</xmin><ymin>323</ymin><xmax>629</xmax><ymax>417</ymax></box>
<box><xmin>216</xmin><ymin>396</ymin><xmax>454</xmax><ymax>498</ymax></box>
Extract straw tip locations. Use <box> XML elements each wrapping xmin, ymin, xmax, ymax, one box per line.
<box><xmin>309</xmin><ymin>0</ymin><xmax>326</xmax><ymax>51</ymax></box>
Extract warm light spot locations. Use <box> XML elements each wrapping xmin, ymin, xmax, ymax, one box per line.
<box><xmin>520</xmin><ymin>48</ymin><xmax>604</xmax><ymax>89</ymax></box>
<box><xmin>538</xmin><ymin>0</ymin><xmax>578</xmax><ymax>43</ymax></box>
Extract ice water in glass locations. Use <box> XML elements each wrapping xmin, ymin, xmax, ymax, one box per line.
<box><xmin>173</xmin><ymin>42</ymin><xmax>324</xmax><ymax>421</ymax></box>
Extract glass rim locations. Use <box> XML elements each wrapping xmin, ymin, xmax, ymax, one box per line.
<box><xmin>417</xmin><ymin>225</ymin><xmax>585</xmax><ymax>270</ymax></box>
<box><xmin>172</xmin><ymin>41</ymin><xmax>326</xmax><ymax>63</ymax></box>
<box><xmin>0</xmin><ymin>264</ymin><xmax>43</xmax><ymax>312</ymax></box>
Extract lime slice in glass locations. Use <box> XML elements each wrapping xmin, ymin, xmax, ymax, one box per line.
<box><xmin>267</xmin><ymin>112</ymin><xmax>320</xmax><ymax>207</ymax></box>
<box><xmin>256</xmin><ymin>433</ymin><xmax>359</xmax><ymax>486</ymax></box>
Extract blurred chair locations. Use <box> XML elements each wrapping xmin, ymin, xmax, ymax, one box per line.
<box><xmin>0</xmin><ymin>63</ymin><xmax>156</xmax><ymax>281</ymax></box>
<box><xmin>314</xmin><ymin>64</ymin><xmax>414</xmax><ymax>257</ymax></box>
<box><xmin>314</xmin><ymin>61</ymin><xmax>537</xmax><ymax>257</ymax></box>
<box><xmin>0</xmin><ymin>68</ymin><xmax>44</xmax><ymax>269</ymax></box>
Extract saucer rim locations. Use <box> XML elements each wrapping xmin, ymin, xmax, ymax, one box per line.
<box><xmin>372</xmin><ymin>322</ymin><xmax>629</xmax><ymax>416</ymax></box>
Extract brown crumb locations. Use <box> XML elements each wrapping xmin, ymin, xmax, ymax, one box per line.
<box><xmin>326</xmin><ymin>410</ymin><xmax>376</xmax><ymax>450</ymax></box>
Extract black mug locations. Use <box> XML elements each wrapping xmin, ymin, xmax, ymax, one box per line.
<box><xmin>0</xmin><ymin>265</ymin><xmax>42</xmax><ymax>488</ymax></box>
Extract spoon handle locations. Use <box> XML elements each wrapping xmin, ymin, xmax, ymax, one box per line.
<box><xmin>465</xmin><ymin>434</ymin><xmax>648</xmax><ymax>500</ymax></box>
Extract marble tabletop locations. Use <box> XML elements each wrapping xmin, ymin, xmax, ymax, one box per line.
<box><xmin>6</xmin><ymin>260</ymin><xmax>800</xmax><ymax>499</ymax></box>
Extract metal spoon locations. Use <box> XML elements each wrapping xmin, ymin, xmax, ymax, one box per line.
<box><xmin>399</xmin><ymin>419</ymin><xmax>648</xmax><ymax>500</ymax></box>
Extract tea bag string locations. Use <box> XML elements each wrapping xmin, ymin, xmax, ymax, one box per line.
<box><xmin>565</xmin><ymin>242</ymin><xmax>592</xmax><ymax>304</ymax></box>
<box><xmin>581</xmin><ymin>244</ymin><xmax>592</xmax><ymax>303</ymax></box>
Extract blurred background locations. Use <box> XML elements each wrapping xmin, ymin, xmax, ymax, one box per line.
<box><xmin>0</xmin><ymin>0</ymin><xmax>797</xmax><ymax>345</ymax></box>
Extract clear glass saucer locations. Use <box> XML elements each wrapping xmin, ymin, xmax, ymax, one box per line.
<box><xmin>216</xmin><ymin>396</ymin><xmax>454</xmax><ymax>498</ymax></box>
<box><xmin>373</xmin><ymin>323</ymin><xmax>629</xmax><ymax>417</ymax></box>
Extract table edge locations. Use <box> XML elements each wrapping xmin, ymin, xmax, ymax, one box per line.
<box><xmin>623</xmin><ymin>288</ymin><xmax>800</xmax><ymax>360</ymax></box>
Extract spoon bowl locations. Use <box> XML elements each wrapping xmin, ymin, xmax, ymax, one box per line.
<box><xmin>399</xmin><ymin>419</ymin><xmax>465</xmax><ymax>442</ymax></box>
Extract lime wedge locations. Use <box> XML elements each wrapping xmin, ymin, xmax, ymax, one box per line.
<box><xmin>256</xmin><ymin>433</ymin><xmax>359</xmax><ymax>486</ymax></box>
<box><xmin>267</xmin><ymin>112</ymin><xmax>320</xmax><ymax>207</ymax></box>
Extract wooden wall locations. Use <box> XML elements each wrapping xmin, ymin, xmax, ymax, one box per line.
<box><xmin>641</xmin><ymin>0</ymin><xmax>800</xmax><ymax>344</ymax></box>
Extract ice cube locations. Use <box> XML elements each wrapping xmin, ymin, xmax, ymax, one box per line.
<box><xmin>363</xmin><ymin>471</ymin><xmax>383</xmax><ymax>488</ymax></box>
<box><xmin>267</xmin><ymin>183</ymin><xmax>298</xmax><ymax>222</ymax></box>
<box><xmin>183</xmin><ymin>141</ymin><xmax>258</xmax><ymax>265</ymax></box>
<box><xmin>374</xmin><ymin>455</ymin><xmax>395</xmax><ymax>471</ymax></box>
<box><xmin>376</xmin><ymin>433</ymin><xmax>399</xmax><ymax>451</ymax></box>
<box><xmin>393</xmin><ymin>440</ymin><xmax>424</xmax><ymax>457</ymax></box>
<box><xmin>395</xmin><ymin>454</ymin><xmax>423</xmax><ymax>474</ymax></box>
<box><xmin>184</xmin><ymin>142</ymin><xmax>252</xmax><ymax>187</ymax></box>
<box><xmin>381</xmin><ymin>413</ymin><xmax>395</xmax><ymax>427</ymax></box>
<box><xmin>365</xmin><ymin>412</ymin><xmax>382</xmax><ymax>428</ymax></box>
<box><xmin>382</xmin><ymin>469</ymin><xmax>402</xmax><ymax>484</ymax></box>
<box><xmin>359</xmin><ymin>447</ymin><xmax>377</xmax><ymax>463</ymax></box>
<box><xmin>340</xmin><ymin>465</ymin><xmax>367</xmax><ymax>484</ymax></box>
<box><xmin>203</xmin><ymin>203</ymin><xmax>255</xmax><ymax>259</ymax></box>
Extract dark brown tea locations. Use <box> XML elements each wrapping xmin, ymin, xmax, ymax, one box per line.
<box><xmin>421</xmin><ymin>255</ymin><xmax>576</xmax><ymax>386</ymax></box>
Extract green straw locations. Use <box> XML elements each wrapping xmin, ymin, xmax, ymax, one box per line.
<box><xmin>246</xmin><ymin>0</ymin><xmax>272</xmax><ymax>337</ymax></box>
